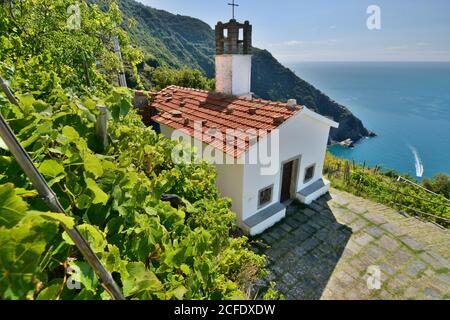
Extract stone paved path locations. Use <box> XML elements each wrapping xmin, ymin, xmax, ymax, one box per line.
<box><xmin>252</xmin><ymin>188</ymin><xmax>450</xmax><ymax>300</ymax></box>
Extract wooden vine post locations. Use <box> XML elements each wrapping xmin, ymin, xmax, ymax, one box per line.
<box><xmin>113</xmin><ymin>36</ymin><xmax>127</xmax><ymax>88</ymax></box>
<box><xmin>95</xmin><ymin>105</ymin><xmax>109</xmax><ymax>151</ymax></box>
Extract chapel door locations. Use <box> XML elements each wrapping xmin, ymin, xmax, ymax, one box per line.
<box><xmin>280</xmin><ymin>161</ymin><xmax>294</xmax><ymax>203</ymax></box>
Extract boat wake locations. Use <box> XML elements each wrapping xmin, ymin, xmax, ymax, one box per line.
<box><xmin>409</xmin><ymin>145</ymin><xmax>424</xmax><ymax>178</ymax></box>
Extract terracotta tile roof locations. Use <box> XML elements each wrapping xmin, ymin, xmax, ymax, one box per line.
<box><xmin>151</xmin><ymin>85</ymin><xmax>303</xmax><ymax>158</ymax></box>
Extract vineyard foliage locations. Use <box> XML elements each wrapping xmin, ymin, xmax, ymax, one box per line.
<box><xmin>0</xmin><ymin>0</ymin><xmax>271</xmax><ymax>300</ymax></box>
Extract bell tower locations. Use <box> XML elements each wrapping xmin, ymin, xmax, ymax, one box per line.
<box><xmin>215</xmin><ymin>19</ymin><xmax>253</xmax><ymax>98</ymax></box>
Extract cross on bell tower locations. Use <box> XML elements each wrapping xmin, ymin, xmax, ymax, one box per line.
<box><xmin>228</xmin><ymin>0</ymin><xmax>239</xmax><ymax>20</ymax></box>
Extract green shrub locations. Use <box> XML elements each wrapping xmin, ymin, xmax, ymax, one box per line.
<box><xmin>150</xmin><ymin>66</ymin><xmax>214</xmax><ymax>91</ymax></box>
<box><xmin>423</xmin><ymin>173</ymin><xmax>450</xmax><ymax>199</ymax></box>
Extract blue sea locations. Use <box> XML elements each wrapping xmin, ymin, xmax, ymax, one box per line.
<box><xmin>289</xmin><ymin>62</ymin><xmax>450</xmax><ymax>179</ymax></box>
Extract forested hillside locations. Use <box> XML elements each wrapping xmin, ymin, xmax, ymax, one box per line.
<box><xmin>117</xmin><ymin>0</ymin><xmax>371</xmax><ymax>143</ymax></box>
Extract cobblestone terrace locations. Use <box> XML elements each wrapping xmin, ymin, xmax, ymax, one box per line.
<box><xmin>252</xmin><ymin>188</ymin><xmax>450</xmax><ymax>300</ymax></box>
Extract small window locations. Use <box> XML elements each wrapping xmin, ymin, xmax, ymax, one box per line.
<box><xmin>304</xmin><ymin>164</ymin><xmax>316</xmax><ymax>183</ymax></box>
<box><xmin>258</xmin><ymin>185</ymin><xmax>273</xmax><ymax>208</ymax></box>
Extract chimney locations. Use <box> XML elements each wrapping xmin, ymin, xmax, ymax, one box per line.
<box><xmin>287</xmin><ymin>99</ymin><xmax>297</xmax><ymax>110</ymax></box>
<box><xmin>215</xmin><ymin>20</ymin><xmax>252</xmax><ymax>99</ymax></box>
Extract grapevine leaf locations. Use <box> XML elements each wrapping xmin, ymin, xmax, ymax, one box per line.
<box><xmin>48</xmin><ymin>147</ymin><xmax>64</xmax><ymax>155</ymax></box>
<box><xmin>62</xmin><ymin>126</ymin><xmax>80</xmax><ymax>142</ymax></box>
<box><xmin>75</xmin><ymin>194</ymin><xmax>92</xmax><ymax>210</ymax></box>
<box><xmin>77</xmin><ymin>224</ymin><xmax>108</xmax><ymax>253</ymax></box>
<box><xmin>14</xmin><ymin>188</ymin><xmax>39</xmax><ymax>198</ymax></box>
<box><xmin>83</xmin><ymin>153</ymin><xmax>104</xmax><ymax>178</ymax></box>
<box><xmin>162</xmin><ymin>246</ymin><xmax>187</xmax><ymax>269</ymax></box>
<box><xmin>108</xmin><ymin>90</ymin><xmax>132</xmax><ymax>121</ymax></box>
<box><xmin>99</xmin><ymin>290</ymin><xmax>112</xmax><ymax>300</ymax></box>
<box><xmin>47</xmin><ymin>175</ymin><xmax>66</xmax><ymax>187</ymax></box>
<box><xmin>32</xmin><ymin>100</ymin><xmax>51</xmax><ymax>114</ymax></box>
<box><xmin>74</xmin><ymin>288</ymin><xmax>98</xmax><ymax>300</ymax></box>
<box><xmin>170</xmin><ymin>286</ymin><xmax>188</xmax><ymax>300</ymax></box>
<box><xmin>180</xmin><ymin>264</ymin><xmax>191</xmax><ymax>276</ymax></box>
<box><xmin>85</xmin><ymin>178</ymin><xmax>109</xmax><ymax>205</ymax></box>
<box><xmin>122</xmin><ymin>262</ymin><xmax>163</xmax><ymax>297</ymax></box>
<box><xmin>0</xmin><ymin>183</ymin><xmax>28</xmax><ymax>228</ymax></box>
<box><xmin>100</xmin><ymin>245</ymin><xmax>122</xmax><ymax>273</ymax></box>
<box><xmin>62</xmin><ymin>224</ymin><xmax>108</xmax><ymax>255</ymax></box>
<box><xmin>75</xmin><ymin>101</ymin><xmax>90</xmax><ymax>112</ymax></box>
<box><xmin>0</xmin><ymin>216</ymin><xmax>59</xmax><ymax>299</ymax></box>
<box><xmin>36</xmin><ymin>281</ymin><xmax>63</xmax><ymax>300</ymax></box>
<box><xmin>26</xmin><ymin>211</ymin><xmax>75</xmax><ymax>229</ymax></box>
<box><xmin>39</xmin><ymin>160</ymin><xmax>65</xmax><ymax>178</ymax></box>
<box><xmin>20</xmin><ymin>132</ymin><xmax>40</xmax><ymax>149</ymax></box>
<box><xmin>17</xmin><ymin>93</ymin><xmax>35</xmax><ymax>114</ymax></box>
<box><xmin>61</xmin><ymin>231</ymin><xmax>74</xmax><ymax>246</ymax></box>
<box><xmin>74</xmin><ymin>101</ymin><xmax>96</xmax><ymax>123</ymax></box>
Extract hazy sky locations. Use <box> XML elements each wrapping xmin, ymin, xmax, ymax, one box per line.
<box><xmin>137</xmin><ymin>0</ymin><xmax>450</xmax><ymax>63</ymax></box>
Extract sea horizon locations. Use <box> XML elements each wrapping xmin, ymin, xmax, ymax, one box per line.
<box><xmin>282</xmin><ymin>61</ymin><xmax>450</xmax><ymax>63</ymax></box>
<box><xmin>288</xmin><ymin>61</ymin><xmax>450</xmax><ymax>179</ymax></box>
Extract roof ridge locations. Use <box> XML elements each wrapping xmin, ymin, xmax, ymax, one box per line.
<box><xmin>175</xmin><ymin>92</ymin><xmax>292</xmax><ymax>120</ymax></box>
<box><xmin>159</xmin><ymin>86</ymin><xmax>302</xmax><ymax>108</ymax></box>
<box><xmin>167</xmin><ymin>85</ymin><xmax>210</xmax><ymax>94</ymax></box>
<box><xmin>162</xmin><ymin>86</ymin><xmax>290</xmax><ymax>106</ymax></box>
